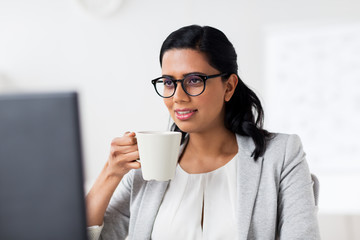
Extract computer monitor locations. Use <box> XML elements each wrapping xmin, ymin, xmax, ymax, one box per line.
<box><xmin>0</xmin><ymin>92</ymin><xmax>88</xmax><ymax>240</ymax></box>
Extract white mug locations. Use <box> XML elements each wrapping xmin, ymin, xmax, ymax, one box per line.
<box><xmin>136</xmin><ymin>131</ymin><xmax>182</xmax><ymax>181</ymax></box>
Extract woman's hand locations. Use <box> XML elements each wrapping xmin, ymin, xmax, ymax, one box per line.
<box><xmin>105</xmin><ymin>132</ymin><xmax>141</xmax><ymax>179</ymax></box>
<box><xmin>86</xmin><ymin>131</ymin><xmax>140</xmax><ymax>227</ymax></box>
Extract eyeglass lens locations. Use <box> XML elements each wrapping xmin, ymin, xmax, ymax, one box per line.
<box><xmin>155</xmin><ymin>75</ymin><xmax>205</xmax><ymax>97</ymax></box>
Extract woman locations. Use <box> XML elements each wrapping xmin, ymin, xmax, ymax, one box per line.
<box><xmin>86</xmin><ymin>25</ymin><xmax>320</xmax><ymax>240</ymax></box>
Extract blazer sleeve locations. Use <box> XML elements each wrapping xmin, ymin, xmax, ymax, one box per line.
<box><xmin>277</xmin><ymin>135</ymin><xmax>321</xmax><ymax>239</ymax></box>
<box><xmin>99</xmin><ymin>170</ymin><xmax>134</xmax><ymax>240</ymax></box>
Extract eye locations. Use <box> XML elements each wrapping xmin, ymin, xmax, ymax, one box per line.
<box><xmin>163</xmin><ymin>78</ymin><xmax>174</xmax><ymax>87</ymax></box>
<box><xmin>185</xmin><ymin>76</ymin><xmax>203</xmax><ymax>86</ymax></box>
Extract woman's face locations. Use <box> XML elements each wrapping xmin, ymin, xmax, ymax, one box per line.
<box><xmin>161</xmin><ymin>49</ymin><xmax>230</xmax><ymax>134</ymax></box>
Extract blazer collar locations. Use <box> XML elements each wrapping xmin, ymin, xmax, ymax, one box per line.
<box><xmin>235</xmin><ymin>134</ymin><xmax>264</xmax><ymax>240</ymax></box>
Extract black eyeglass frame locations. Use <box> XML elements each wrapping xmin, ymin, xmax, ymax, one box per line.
<box><xmin>151</xmin><ymin>72</ymin><xmax>228</xmax><ymax>98</ymax></box>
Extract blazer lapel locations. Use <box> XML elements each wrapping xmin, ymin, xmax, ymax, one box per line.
<box><xmin>132</xmin><ymin>137</ymin><xmax>188</xmax><ymax>240</ymax></box>
<box><xmin>132</xmin><ymin>180</ymin><xmax>169</xmax><ymax>240</ymax></box>
<box><xmin>236</xmin><ymin>135</ymin><xmax>264</xmax><ymax>240</ymax></box>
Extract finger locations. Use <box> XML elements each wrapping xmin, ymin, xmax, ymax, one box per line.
<box><xmin>129</xmin><ymin>132</ymin><xmax>136</xmax><ymax>137</ymax></box>
<box><xmin>126</xmin><ymin>161</ymin><xmax>141</xmax><ymax>170</ymax></box>
<box><xmin>111</xmin><ymin>135</ymin><xmax>137</xmax><ymax>146</ymax></box>
<box><xmin>122</xmin><ymin>151</ymin><xmax>140</xmax><ymax>162</ymax></box>
<box><xmin>124</xmin><ymin>131</ymin><xmax>136</xmax><ymax>137</ymax></box>
<box><xmin>110</xmin><ymin>144</ymin><xmax>138</xmax><ymax>155</ymax></box>
<box><xmin>113</xmin><ymin>151</ymin><xmax>139</xmax><ymax>163</ymax></box>
<box><xmin>126</xmin><ymin>132</ymin><xmax>137</xmax><ymax>143</ymax></box>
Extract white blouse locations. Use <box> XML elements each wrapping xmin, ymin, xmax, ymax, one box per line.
<box><xmin>151</xmin><ymin>155</ymin><xmax>238</xmax><ymax>240</ymax></box>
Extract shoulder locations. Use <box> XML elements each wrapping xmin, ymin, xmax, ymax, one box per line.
<box><xmin>263</xmin><ymin>133</ymin><xmax>307</xmax><ymax>173</ymax></box>
<box><xmin>266</xmin><ymin>133</ymin><xmax>303</xmax><ymax>154</ymax></box>
<box><xmin>235</xmin><ymin>133</ymin><xmax>303</xmax><ymax>156</ymax></box>
<box><xmin>235</xmin><ymin>133</ymin><xmax>305</xmax><ymax>168</ymax></box>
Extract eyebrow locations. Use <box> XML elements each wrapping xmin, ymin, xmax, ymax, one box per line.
<box><xmin>162</xmin><ymin>72</ymin><xmax>206</xmax><ymax>79</ymax></box>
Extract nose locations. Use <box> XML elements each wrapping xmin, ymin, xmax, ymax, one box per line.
<box><xmin>173</xmin><ymin>82</ymin><xmax>190</xmax><ymax>102</ymax></box>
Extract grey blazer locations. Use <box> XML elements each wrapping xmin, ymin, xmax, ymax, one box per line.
<box><xmin>100</xmin><ymin>133</ymin><xmax>320</xmax><ymax>240</ymax></box>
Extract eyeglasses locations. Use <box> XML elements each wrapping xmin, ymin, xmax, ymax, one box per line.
<box><xmin>151</xmin><ymin>73</ymin><xmax>228</xmax><ymax>98</ymax></box>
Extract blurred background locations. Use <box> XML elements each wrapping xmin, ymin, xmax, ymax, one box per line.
<box><xmin>1</xmin><ymin>0</ymin><xmax>359</xmax><ymax>238</ymax></box>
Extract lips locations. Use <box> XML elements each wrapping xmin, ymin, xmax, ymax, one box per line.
<box><xmin>175</xmin><ymin>109</ymin><xmax>197</xmax><ymax>120</ymax></box>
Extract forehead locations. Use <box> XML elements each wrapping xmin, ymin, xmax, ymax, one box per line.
<box><xmin>161</xmin><ymin>49</ymin><xmax>217</xmax><ymax>76</ymax></box>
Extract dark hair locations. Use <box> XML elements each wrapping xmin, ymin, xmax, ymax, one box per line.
<box><xmin>159</xmin><ymin>25</ymin><xmax>272</xmax><ymax>160</ymax></box>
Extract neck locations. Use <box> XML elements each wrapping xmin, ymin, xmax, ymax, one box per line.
<box><xmin>179</xmin><ymin>126</ymin><xmax>238</xmax><ymax>174</ymax></box>
<box><xmin>186</xmin><ymin>127</ymin><xmax>237</xmax><ymax>158</ymax></box>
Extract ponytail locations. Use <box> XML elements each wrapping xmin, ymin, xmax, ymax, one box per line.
<box><xmin>224</xmin><ymin>74</ymin><xmax>271</xmax><ymax>159</ymax></box>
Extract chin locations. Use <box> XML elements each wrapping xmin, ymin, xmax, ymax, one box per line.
<box><xmin>173</xmin><ymin>122</ymin><xmax>202</xmax><ymax>134</ymax></box>
<box><xmin>172</xmin><ymin>121</ymin><xmax>190</xmax><ymax>132</ymax></box>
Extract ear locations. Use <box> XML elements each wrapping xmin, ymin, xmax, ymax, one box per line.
<box><xmin>224</xmin><ymin>74</ymin><xmax>238</xmax><ymax>102</ymax></box>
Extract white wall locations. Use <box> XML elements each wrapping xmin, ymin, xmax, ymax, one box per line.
<box><xmin>1</xmin><ymin>0</ymin><xmax>360</xmax><ymax>238</ymax></box>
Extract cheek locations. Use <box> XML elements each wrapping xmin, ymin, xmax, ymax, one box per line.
<box><xmin>202</xmin><ymin>88</ymin><xmax>226</xmax><ymax>109</ymax></box>
<box><xmin>163</xmin><ymin>99</ymin><xmax>173</xmax><ymax>111</ymax></box>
